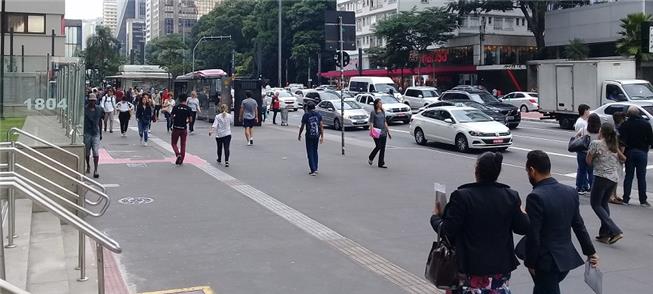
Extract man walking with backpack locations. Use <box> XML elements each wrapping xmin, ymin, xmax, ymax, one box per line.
<box><xmin>298</xmin><ymin>102</ymin><xmax>324</xmax><ymax>176</ymax></box>
<box><xmin>100</xmin><ymin>89</ymin><xmax>117</xmax><ymax>133</ymax></box>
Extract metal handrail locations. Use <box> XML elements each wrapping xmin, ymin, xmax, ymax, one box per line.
<box><xmin>0</xmin><ymin>145</ymin><xmax>110</xmax><ymax>208</ymax></box>
<box><xmin>0</xmin><ymin>178</ymin><xmax>121</xmax><ymax>294</ymax></box>
<box><xmin>0</xmin><ymin>278</ymin><xmax>29</xmax><ymax>294</ymax></box>
<box><xmin>0</xmin><ymin>171</ymin><xmax>105</xmax><ymax>217</ymax></box>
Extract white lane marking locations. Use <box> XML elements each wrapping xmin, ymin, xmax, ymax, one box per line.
<box><xmin>390</xmin><ymin>128</ymin><xmax>410</xmax><ymax>134</ymax></box>
<box><xmin>564</xmin><ymin>172</ymin><xmax>577</xmax><ymax>178</ymax></box>
<box><xmin>512</xmin><ymin>134</ymin><xmax>568</xmax><ymax>143</ymax></box>
<box><xmin>509</xmin><ymin>146</ymin><xmax>576</xmax><ymax>159</ymax></box>
<box><xmin>147</xmin><ymin>135</ymin><xmax>439</xmax><ymax>294</ymax></box>
<box><xmin>101</xmin><ymin>183</ymin><xmax>121</xmax><ymax>188</ymax></box>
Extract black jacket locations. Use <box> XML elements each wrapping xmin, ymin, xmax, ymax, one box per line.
<box><xmin>525</xmin><ymin>178</ymin><xmax>596</xmax><ymax>272</ymax></box>
<box><xmin>430</xmin><ymin>182</ymin><xmax>529</xmax><ymax>276</ymax></box>
<box><xmin>619</xmin><ymin>116</ymin><xmax>653</xmax><ymax>152</ymax></box>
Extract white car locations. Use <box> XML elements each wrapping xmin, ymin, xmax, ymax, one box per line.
<box><xmin>315</xmin><ymin>99</ymin><xmax>370</xmax><ymax>130</ymax></box>
<box><xmin>592</xmin><ymin>101</ymin><xmax>653</xmax><ymax>127</ymax></box>
<box><xmin>264</xmin><ymin>89</ymin><xmax>299</xmax><ymax>111</ymax></box>
<box><xmin>500</xmin><ymin>92</ymin><xmax>539</xmax><ymax>113</ymax></box>
<box><xmin>403</xmin><ymin>86</ymin><xmax>440</xmax><ymax>109</ymax></box>
<box><xmin>354</xmin><ymin>93</ymin><xmax>412</xmax><ymax>124</ymax></box>
<box><xmin>409</xmin><ymin>106</ymin><xmax>513</xmax><ymax>152</ymax></box>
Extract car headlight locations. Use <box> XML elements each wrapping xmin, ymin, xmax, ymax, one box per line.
<box><xmin>468</xmin><ymin>131</ymin><xmax>494</xmax><ymax>137</ymax></box>
<box><xmin>343</xmin><ymin>114</ymin><xmax>351</xmax><ymax>119</ymax></box>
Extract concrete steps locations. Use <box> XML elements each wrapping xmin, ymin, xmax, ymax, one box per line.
<box><xmin>4</xmin><ymin>199</ymin><xmax>33</xmax><ymax>290</ymax></box>
<box><xmin>62</xmin><ymin>223</ymin><xmax>99</xmax><ymax>294</ymax></box>
<box><xmin>27</xmin><ymin>212</ymin><xmax>70</xmax><ymax>294</ymax></box>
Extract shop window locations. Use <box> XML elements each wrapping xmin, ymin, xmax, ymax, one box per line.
<box><xmin>4</xmin><ymin>13</ymin><xmax>45</xmax><ymax>34</ymax></box>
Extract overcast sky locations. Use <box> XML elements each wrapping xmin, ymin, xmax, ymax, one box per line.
<box><xmin>65</xmin><ymin>0</ymin><xmax>103</xmax><ymax>20</ymax></box>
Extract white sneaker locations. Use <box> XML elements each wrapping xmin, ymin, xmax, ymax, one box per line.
<box><xmin>143</xmin><ymin>141</ymin><xmax>148</xmax><ymax>146</ymax></box>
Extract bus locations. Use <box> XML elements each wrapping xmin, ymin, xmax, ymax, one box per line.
<box><xmin>173</xmin><ymin>69</ymin><xmax>232</xmax><ymax>121</ymax></box>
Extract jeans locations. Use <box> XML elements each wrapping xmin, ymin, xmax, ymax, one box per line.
<box><xmin>164</xmin><ymin>111</ymin><xmax>172</xmax><ymax>131</ymax></box>
<box><xmin>591</xmin><ymin>176</ymin><xmax>622</xmax><ymax>237</ymax></box>
<box><xmin>138</xmin><ymin>120</ymin><xmax>150</xmax><ymax>142</ymax></box>
<box><xmin>118</xmin><ymin>111</ymin><xmax>130</xmax><ymax>134</ymax></box>
<box><xmin>189</xmin><ymin>111</ymin><xmax>197</xmax><ymax>132</ymax></box>
<box><xmin>531</xmin><ymin>269</ymin><xmax>569</xmax><ymax>294</ymax></box>
<box><xmin>171</xmin><ymin>129</ymin><xmax>188</xmax><ymax>162</ymax></box>
<box><xmin>623</xmin><ymin>148</ymin><xmax>648</xmax><ymax>203</ymax></box>
<box><xmin>305</xmin><ymin>137</ymin><xmax>319</xmax><ymax>173</ymax></box>
<box><xmin>576</xmin><ymin>151</ymin><xmax>593</xmax><ymax>191</ymax></box>
<box><xmin>216</xmin><ymin>135</ymin><xmax>232</xmax><ymax>162</ymax></box>
<box><xmin>103</xmin><ymin>111</ymin><xmax>114</xmax><ymax>132</ymax></box>
<box><xmin>369</xmin><ymin>136</ymin><xmax>387</xmax><ymax>166</ymax></box>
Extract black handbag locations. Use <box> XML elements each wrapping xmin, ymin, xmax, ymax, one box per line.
<box><xmin>568</xmin><ymin>135</ymin><xmax>591</xmax><ymax>152</ymax></box>
<box><xmin>425</xmin><ymin>225</ymin><xmax>459</xmax><ymax>290</ymax></box>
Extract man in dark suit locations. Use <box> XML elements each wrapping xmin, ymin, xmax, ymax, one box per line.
<box><xmin>524</xmin><ymin>150</ymin><xmax>599</xmax><ymax>294</ymax></box>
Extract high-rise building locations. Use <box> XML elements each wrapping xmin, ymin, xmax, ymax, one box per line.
<box><xmin>196</xmin><ymin>0</ymin><xmax>223</xmax><ymax>19</ymax></box>
<box><xmin>82</xmin><ymin>18</ymin><xmax>103</xmax><ymax>49</ymax></box>
<box><xmin>146</xmin><ymin>0</ymin><xmax>198</xmax><ymax>42</ymax></box>
<box><xmin>117</xmin><ymin>0</ymin><xmax>147</xmax><ymax>62</ymax></box>
<box><xmin>64</xmin><ymin>19</ymin><xmax>83</xmax><ymax>57</ymax></box>
<box><xmin>103</xmin><ymin>0</ymin><xmax>119</xmax><ymax>36</ymax></box>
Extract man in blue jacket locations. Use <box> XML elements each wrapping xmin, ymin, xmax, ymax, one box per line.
<box><xmin>525</xmin><ymin>150</ymin><xmax>599</xmax><ymax>294</ymax></box>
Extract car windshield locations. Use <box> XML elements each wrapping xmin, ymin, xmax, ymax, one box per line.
<box><xmin>528</xmin><ymin>93</ymin><xmax>539</xmax><ymax>97</ymax></box>
<box><xmin>278</xmin><ymin>91</ymin><xmax>294</xmax><ymax>98</ymax></box>
<box><xmin>334</xmin><ymin>101</ymin><xmax>361</xmax><ymax>110</ymax></box>
<box><xmin>376</xmin><ymin>83</ymin><xmax>398</xmax><ymax>94</ymax></box>
<box><xmin>470</xmin><ymin>92</ymin><xmax>500</xmax><ymax>104</ymax></box>
<box><xmin>378</xmin><ymin>95</ymin><xmax>399</xmax><ymax>104</ymax></box>
<box><xmin>451</xmin><ymin>109</ymin><xmax>494</xmax><ymax>123</ymax></box>
<box><xmin>423</xmin><ymin>90</ymin><xmax>439</xmax><ymax>97</ymax></box>
<box><xmin>461</xmin><ymin>101</ymin><xmax>490</xmax><ymax>111</ymax></box>
<box><xmin>321</xmin><ymin>92</ymin><xmax>341</xmax><ymax>100</ymax></box>
<box><xmin>623</xmin><ymin>83</ymin><xmax>653</xmax><ymax>100</ymax></box>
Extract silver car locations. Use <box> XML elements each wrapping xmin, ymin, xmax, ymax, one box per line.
<box><xmin>592</xmin><ymin>101</ymin><xmax>653</xmax><ymax>127</ymax></box>
<box><xmin>354</xmin><ymin>93</ymin><xmax>412</xmax><ymax>124</ymax></box>
<box><xmin>316</xmin><ymin>99</ymin><xmax>370</xmax><ymax>130</ymax></box>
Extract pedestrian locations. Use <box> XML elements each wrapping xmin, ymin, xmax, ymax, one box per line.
<box><xmin>430</xmin><ymin>152</ymin><xmax>529</xmax><ymax>293</ymax></box>
<box><xmin>610</xmin><ymin>111</ymin><xmax>626</xmax><ymax>204</ymax></box>
<box><xmin>83</xmin><ymin>93</ymin><xmax>103</xmax><ymax>178</ymax></box>
<box><xmin>587</xmin><ymin>123</ymin><xmax>625</xmax><ymax>244</ymax></box>
<box><xmin>619</xmin><ymin>105</ymin><xmax>653</xmax><ymax>207</ymax></box>
<box><xmin>574</xmin><ymin>106</ymin><xmax>599</xmax><ymax>194</ymax></box>
<box><xmin>135</xmin><ymin>93</ymin><xmax>154</xmax><ymax>146</ymax></box>
<box><xmin>100</xmin><ymin>89</ymin><xmax>117</xmax><ymax>133</ymax></box>
<box><xmin>115</xmin><ymin>86</ymin><xmax>124</xmax><ymax>102</ymax></box>
<box><xmin>153</xmin><ymin>90</ymin><xmax>162</xmax><ymax>121</ymax></box>
<box><xmin>280</xmin><ymin>103</ymin><xmax>289</xmax><ymax>126</ymax></box>
<box><xmin>239</xmin><ymin>91</ymin><xmax>259</xmax><ymax>146</ymax></box>
<box><xmin>162</xmin><ymin>95</ymin><xmax>175</xmax><ymax>132</ymax></box>
<box><xmin>209</xmin><ymin>104</ymin><xmax>232</xmax><ymax>167</ymax></box>
<box><xmin>524</xmin><ymin>150</ymin><xmax>599</xmax><ymax>293</ymax></box>
<box><xmin>187</xmin><ymin>91</ymin><xmax>201</xmax><ymax>134</ymax></box>
<box><xmin>271</xmin><ymin>92</ymin><xmax>281</xmax><ymax>124</ymax></box>
<box><xmin>171</xmin><ymin>95</ymin><xmax>193</xmax><ymax>165</ymax></box>
<box><xmin>116</xmin><ymin>97</ymin><xmax>134</xmax><ymax>137</ymax></box>
<box><xmin>298</xmin><ymin>102</ymin><xmax>324</xmax><ymax>176</ymax></box>
<box><xmin>368</xmin><ymin>98</ymin><xmax>391</xmax><ymax>168</ymax></box>
<box><xmin>261</xmin><ymin>96</ymin><xmax>268</xmax><ymax>123</ymax></box>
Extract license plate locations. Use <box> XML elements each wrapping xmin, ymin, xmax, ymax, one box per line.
<box><xmin>506</xmin><ymin>116</ymin><xmax>514</xmax><ymax>121</ymax></box>
<box><xmin>493</xmin><ymin>139</ymin><xmax>504</xmax><ymax>144</ymax></box>
<box><xmin>396</xmin><ymin>113</ymin><xmax>406</xmax><ymax>117</ymax></box>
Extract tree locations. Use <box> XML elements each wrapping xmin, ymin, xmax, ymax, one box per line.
<box><xmin>81</xmin><ymin>26</ymin><xmax>124</xmax><ymax>86</ymax></box>
<box><xmin>145</xmin><ymin>34</ymin><xmax>187</xmax><ymax>78</ymax></box>
<box><xmin>564</xmin><ymin>38</ymin><xmax>589</xmax><ymax>60</ymax></box>
<box><xmin>448</xmin><ymin>0</ymin><xmax>588</xmax><ymax>56</ymax></box>
<box><xmin>616</xmin><ymin>12</ymin><xmax>653</xmax><ymax>78</ymax></box>
<box><xmin>412</xmin><ymin>8</ymin><xmax>459</xmax><ymax>75</ymax></box>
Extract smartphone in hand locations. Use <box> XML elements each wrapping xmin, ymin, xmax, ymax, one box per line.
<box><xmin>434</xmin><ymin>183</ymin><xmax>447</xmax><ymax>215</ymax></box>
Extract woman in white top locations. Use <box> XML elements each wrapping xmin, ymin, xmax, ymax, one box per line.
<box><xmin>187</xmin><ymin>91</ymin><xmax>201</xmax><ymax>134</ymax></box>
<box><xmin>115</xmin><ymin>99</ymin><xmax>134</xmax><ymax>136</ymax></box>
<box><xmin>153</xmin><ymin>90</ymin><xmax>162</xmax><ymax>121</ymax></box>
<box><xmin>209</xmin><ymin>104</ymin><xmax>232</xmax><ymax>167</ymax></box>
<box><xmin>162</xmin><ymin>97</ymin><xmax>176</xmax><ymax>132</ymax></box>
<box><xmin>575</xmin><ymin>113</ymin><xmax>601</xmax><ymax>194</ymax></box>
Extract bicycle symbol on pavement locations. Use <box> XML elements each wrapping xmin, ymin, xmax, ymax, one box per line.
<box><xmin>118</xmin><ymin>197</ymin><xmax>154</xmax><ymax>205</ymax></box>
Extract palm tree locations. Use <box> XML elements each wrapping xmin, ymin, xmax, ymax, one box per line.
<box><xmin>616</xmin><ymin>13</ymin><xmax>653</xmax><ymax>78</ymax></box>
<box><xmin>564</xmin><ymin>39</ymin><xmax>589</xmax><ymax>60</ymax></box>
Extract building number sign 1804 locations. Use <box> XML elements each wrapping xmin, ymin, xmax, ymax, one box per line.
<box><xmin>23</xmin><ymin>98</ymin><xmax>67</xmax><ymax>111</ymax></box>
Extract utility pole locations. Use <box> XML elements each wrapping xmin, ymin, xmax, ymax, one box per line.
<box><xmin>307</xmin><ymin>56</ymin><xmax>311</xmax><ymax>87</ymax></box>
<box><xmin>339</xmin><ymin>16</ymin><xmax>345</xmax><ymax>155</ymax></box>
<box><xmin>192</xmin><ymin>35</ymin><xmax>232</xmax><ymax>72</ymax></box>
<box><xmin>278</xmin><ymin>0</ymin><xmax>282</xmax><ymax>87</ymax></box>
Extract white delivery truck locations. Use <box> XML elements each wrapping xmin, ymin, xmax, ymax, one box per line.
<box><xmin>528</xmin><ymin>59</ymin><xmax>653</xmax><ymax>129</ymax></box>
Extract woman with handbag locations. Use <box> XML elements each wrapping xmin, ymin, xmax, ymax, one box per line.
<box><xmin>430</xmin><ymin>152</ymin><xmax>529</xmax><ymax>293</ymax></box>
<box><xmin>368</xmin><ymin>98</ymin><xmax>391</xmax><ymax>168</ymax></box>
<box><xmin>575</xmin><ymin>112</ymin><xmax>601</xmax><ymax>194</ymax></box>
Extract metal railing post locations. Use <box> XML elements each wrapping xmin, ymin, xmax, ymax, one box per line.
<box><xmin>5</xmin><ymin>142</ymin><xmax>16</xmax><ymax>248</ymax></box>
<box><xmin>0</xmin><ymin>199</ymin><xmax>6</xmax><ymax>281</ymax></box>
<box><xmin>77</xmin><ymin>155</ymin><xmax>88</xmax><ymax>281</ymax></box>
<box><xmin>96</xmin><ymin>243</ymin><xmax>105</xmax><ymax>294</ymax></box>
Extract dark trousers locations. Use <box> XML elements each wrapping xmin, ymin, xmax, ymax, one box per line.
<box><xmin>532</xmin><ymin>269</ymin><xmax>569</xmax><ymax>294</ymax></box>
<box><xmin>305</xmin><ymin>137</ymin><xmax>319</xmax><ymax>173</ymax></box>
<box><xmin>591</xmin><ymin>176</ymin><xmax>622</xmax><ymax>237</ymax></box>
<box><xmin>164</xmin><ymin>112</ymin><xmax>172</xmax><ymax>131</ymax></box>
<box><xmin>216</xmin><ymin>135</ymin><xmax>232</xmax><ymax>162</ymax></box>
<box><xmin>154</xmin><ymin>105</ymin><xmax>161</xmax><ymax>119</ymax></box>
<box><xmin>118</xmin><ymin>111</ymin><xmax>130</xmax><ymax>134</ymax></box>
<box><xmin>272</xmin><ymin>109</ymin><xmax>280</xmax><ymax>124</ymax></box>
<box><xmin>623</xmin><ymin>148</ymin><xmax>648</xmax><ymax>203</ymax></box>
<box><xmin>189</xmin><ymin>111</ymin><xmax>197</xmax><ymax>132</ymax></box>
<box><xmin>171</xmin><ymin>129</ymin><xmax>188</xmax><ymax>162</ymax></box>
<box><xmin>369</xmin><ymin>136</ymin><xmax>387</xmax><ymax>166</ymax></box>
<box><xmin>576</xmin><ymin>151</ymin><xmax>593</xmax><ymax>191</ymax></box>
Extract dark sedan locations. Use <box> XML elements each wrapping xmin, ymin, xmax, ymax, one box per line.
<box><xmin>438</xmin><ymin>90</ymin><xmax>521</xmax><ymax>129</ymax></box>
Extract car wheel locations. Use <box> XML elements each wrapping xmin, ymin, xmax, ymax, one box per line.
<box><xmin>508</xmin><ymin>124</ymin><xmax>519</xmax><ymax>130</ymax></box>
<box><xmin>520</xmin><ymin>105</ymin><xmax>528</xmax><ymax>113</ymax></box>
<box><xmin>455</xmin><ymin>134</ymin><xmax>469</xmax><ymax>153</ymax></box>
<box><xmin>404</xmin><ymin>102</ymin><xmax>410</xmax><ymax>107</ymax></box>
<box><xmin>294</xmin><ymin>108</ymin><xmax>298</xmax><ymax>112</ymax></box>
<box><xmin>403</xmin><ymin>119</ymin><xmax>410</xmax><ymax>124</ymax></box>
<box><xmin>414</xmin><ymin>128</ymin><xmax>427</xmax><ymax>145</ymax></box>
<box><xmin>334</xmin><ymin>118</ymin><xmax>342</xmax><ymax>130</ymax></box>
<box><xmin>363</xmin><ymin>126</ymin><xmax>370</xmax><ymax>130</ymax></box>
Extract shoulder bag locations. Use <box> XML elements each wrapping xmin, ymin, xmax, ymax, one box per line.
<box><xmin>425</xmin><ymin>223</ymin><xmax>459</xmax><ymax>290</ymax></box>
<box><xmin>568</xmin><ymin>135</ymin><xmax>591</xmax><ymax>152</ymax></box>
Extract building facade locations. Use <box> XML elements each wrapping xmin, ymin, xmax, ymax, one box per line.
<box><xmin>146</xmin><ymin>0</ymin><xmax>201</xmax><ymax>43</ymax></box>
<box><xmin>64</xmin><ymin>19</ymin><xmax>83</xmax><ymax>57</ymax></box>
<box><xmin>117</xmin><ymin>0</ymin><xmax>147</xmax><ymax>62</ymax></box>
<box><xmin>103</xmin><ymin>0</ymin><xmax>119</xmax><ymax>36</ymax></box>
<box><xmin>196</xmin><ymin>0</ymin><xmax>223</xmax><ymax>19</ymax></box>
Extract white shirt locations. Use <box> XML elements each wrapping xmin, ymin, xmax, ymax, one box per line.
<box><xmin>574</xmin><ymin>117</ymin><xmax>587</xmax><ymax>133</ymax></box>
<box><xmin>101</xmin><ymin>95</ymin><xmax>116</xmax><ymax>112</ymax></box>
<box><xmin>116</xmin><ymin>101</ymin><xmax>133</xmax><ymax>112</ymax></box>
<box><xmin>211</xmin><ymin>113</ymin><xmax>232</xmax><ymax>138</ymax></box>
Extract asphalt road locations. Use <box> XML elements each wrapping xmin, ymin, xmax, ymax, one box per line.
<box><xmin>92</xmin><ymin>112</ymin><xmax>653</xmax><ymax>294</ymax></box>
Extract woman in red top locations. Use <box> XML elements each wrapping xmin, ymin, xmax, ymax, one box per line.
<box><xmin>271</xmin><ymin>92</ymin><xmax>281</xmax><ymax>125</ymax></box>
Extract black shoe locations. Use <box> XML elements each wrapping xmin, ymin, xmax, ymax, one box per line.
<box><xmin>641</xmin><ymin>201</ymin><xmax>651</xmax><ymax>207</ymax></box>
<box><xmin>93</xmin><ymin>173</ymin><xmax>99</xmax><ymax>179</ymax></box>
<box><xmin>175</xmin><ymin>155</ymin><xmax>182</xmax><ymax>165</ymax></box>
<box><xmin>378</xmin><ymin>165</ymin><xmax>388</xmax><ymax>169</ymax></box>
<box><xmin>110</xmin><ymin>130</ymin><xmax>113</xmax><ymax>133</ymax></box>
<box><xmin>217</xmin><ymin>159</ymin><xmax>221</xmax><ymax>164</ymax></box>
<box><xmin>225</xmin><ymin>161</ymin><xmax>229</xmax><ymax>167</ymax></box>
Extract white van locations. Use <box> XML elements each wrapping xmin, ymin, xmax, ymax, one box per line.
<box><xmin>348</xmin><ymin>76</ymin><xmax>402</xmax><ymax>100</ymax></box>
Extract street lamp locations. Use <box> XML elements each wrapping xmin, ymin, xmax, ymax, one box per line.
<box><xmin>192</xmin><ymin>35</ymin><xmax>232</xmax><ymax>72</ymax></box>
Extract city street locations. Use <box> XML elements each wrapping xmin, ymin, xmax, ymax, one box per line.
<box><xmin>93</xmin><ymin>112</ymin><xmax>653</xmax><ymax>294</ymax></box>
